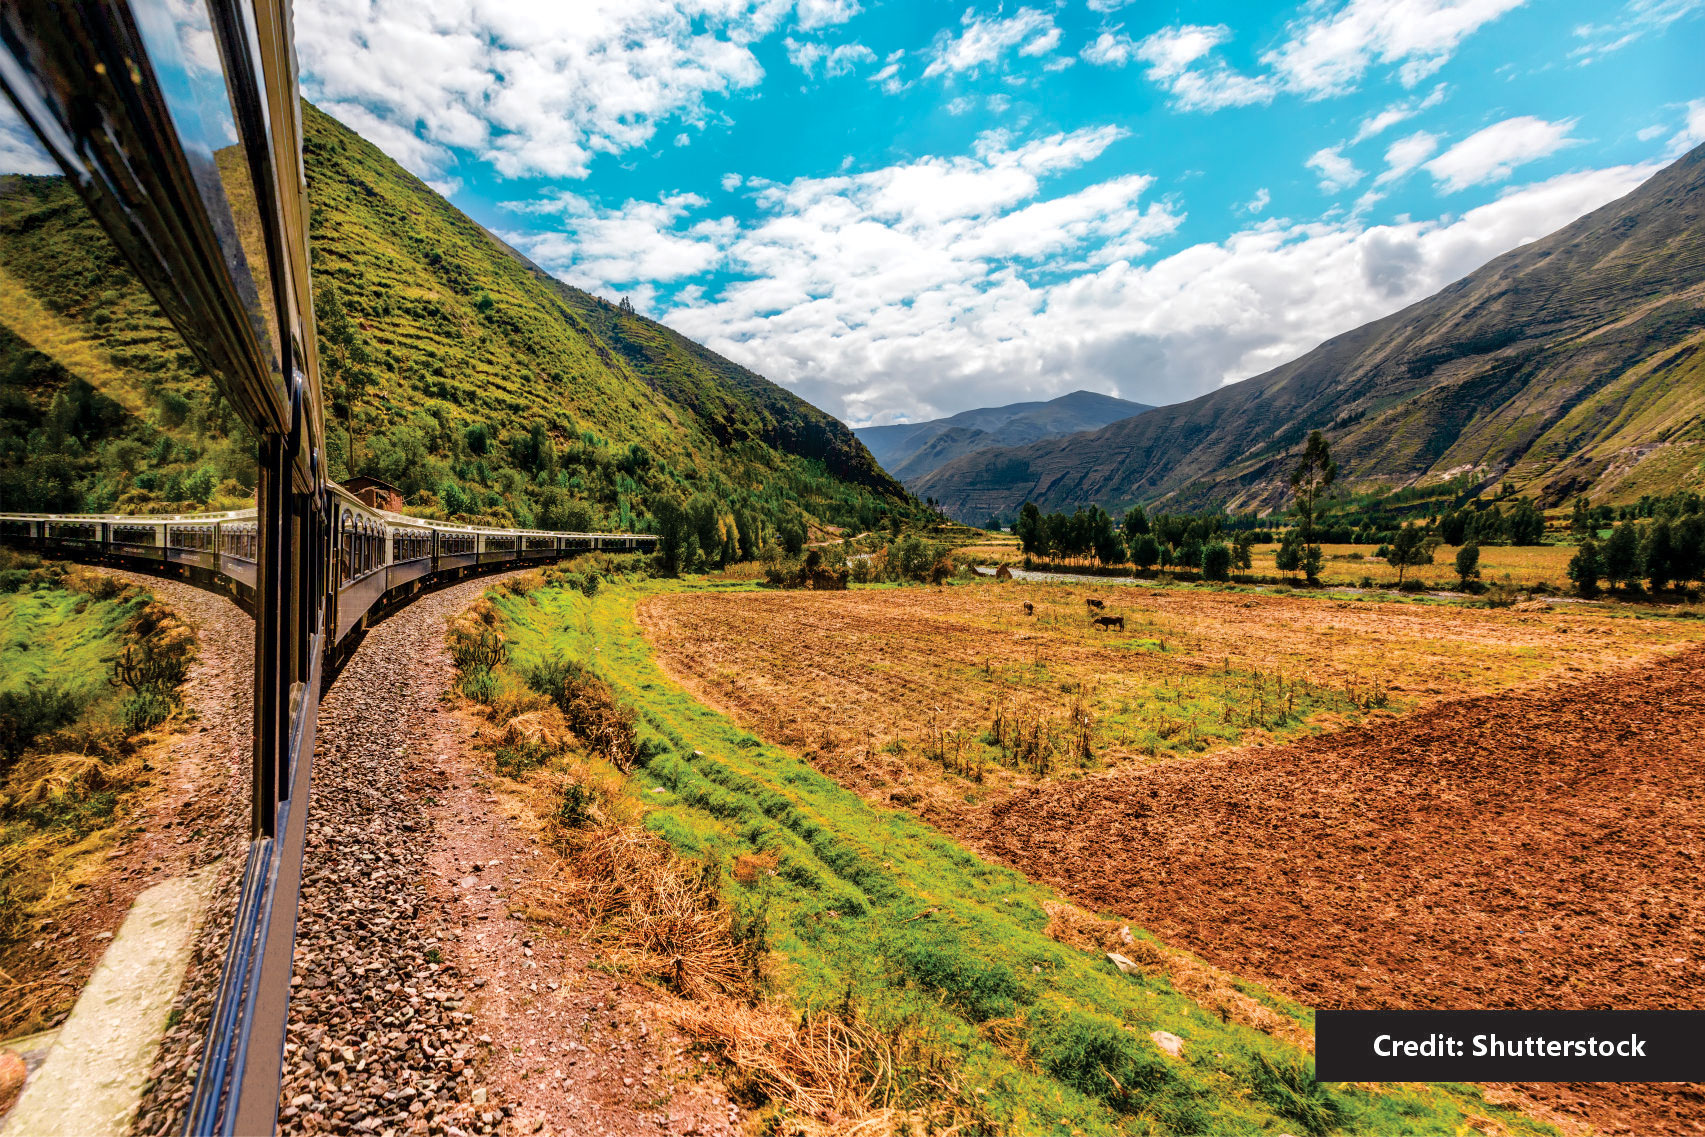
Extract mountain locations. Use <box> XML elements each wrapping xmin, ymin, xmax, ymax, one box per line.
<box><xmin>916</xmin><ymin>144</ymin><xmax>1705</xmax><ymax>522</ymax></box>
<box><xmin>0</xmin><ymin>102</ymin><xmax>913</xmax><ymax>540</ymax></box>
<box><xmin>853</xmin><ymin>391</ymin><xmax>1150</xmax><ymax>487</ymax></box>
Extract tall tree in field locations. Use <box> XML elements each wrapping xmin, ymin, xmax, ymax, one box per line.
<box><xmin>1602</xmin><ymin>522</ymin><xmax>1642</xmax><ymax>591</ymax></box>
<box><xmin>1289</xmin><ymin>430</ymin><xmax>1337</xmax><ymax>584</ymax></box>
<box><xmin>1122</xmin><ymin>505</ymin><xmax>1149</xmax><ymax>540</ymax></box>
<box><xmin>1015</xmin><ymin>502</ymin><xmax>1044</xmax><ymax>555</ymax></box>
<box><xmin>1455</xmin><ymin>541</ymin><xmax>1481</xmax><ymax>588</ymax></box>
<box><xmin>1569</xmin><ymin>496</ymin><xmax>1594</xmax><ymax>541</ymax></box>
<box><xmin>1387</xmin><ymin>523</ymin><xmax>1435</xmax><ymax>585</ymax></box>
<box><xmin>1568</xmin><ymin>538</ymin><xmax>1602</xmax><ymax>598</ymax></box>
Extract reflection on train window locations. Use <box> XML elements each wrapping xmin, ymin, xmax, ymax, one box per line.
<box><xmin>0</xmin><ymin>99</ymin><xmax>251</xmax><ymax>1047</ymax></box>
<box><xmin>0</xmin><ymin>102</ymin><xmax>257</xmax><ymax>517</ymax></box>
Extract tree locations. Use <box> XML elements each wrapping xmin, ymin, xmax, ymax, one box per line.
<box><xmin>1290</xmin><ymin>431</ymin><xmax>1337</xmax><ymax>584</ymax></box>
<box><xmin>1201</xmin><ymin>541</ymin><xmax>1232</xmax><ymax>581</ymax></box>
<box><xmin>1642</xmin><ymin>518</ymin><xmax>1675</xmax><ymax>592</ymax></box>
<box><xmin>1129</xmin><ymin>533</ymin><xmax>1161</xmax><ymax>571</ymax></box>
<box><xmin>1602</xmin><ymin>522</ymin><xmax>1642</xmax><ymax>591</ymax></box>
<box><xmin>1231</xmin><ymin>533</ymin><xmax>1254</xmax><ymax>571</ymax></box>
<box><xmin>1275</xmin><ymin>529</ymin><xmax>1304</xmax><ymax>579</ymax></box>
<box><xmin>1569</xmin><ymin>496</ymin><xmax>1594</xmax><ymax>542</ymax></box>
<box><xmin>1386</xmin><ymin>523</ymin><xmax>1435</xmax><ymax>585</ymax></box>
<box><xmin>1122</xmin><ymin>505</ymin><xmax>1150</xmax><ymax>539</ymax></box>
<box><xmin>1454</xmin><ymin>541</ymin><xmax>1481</xmax><ymax>588</ymax></box>
<box><xmin>1567</xmin><ymin>538</ymin><xmax>1602</xmax><ymax>598</ymax></box>
<box><xmin>1506</xmin><ymin>498</ymin><xmax>1545</xmax><ymax>546</ymax></box>
<box><xmin>777</xmin><ymin>514</ymin><xmax>808</xmax><ymax>557</ymax></box>
<box><xmin>984</xmin><ymin>514</ymin><xmax>1003</xmax><ymax>533</ymax></box>
<box><xmin>1089</xmin><ymin>507</ymin><xmax>1125</xmax><ymax>564</ymax></box>
<box><xmin>653</xmin><ymin>497</ymin><xmax>692</xmax><ymax>576</ymax></box>
<box><xmin>1015</xmin><ymin>502</ymin><xmax>1044</xmax><ymax>555</ymax></box>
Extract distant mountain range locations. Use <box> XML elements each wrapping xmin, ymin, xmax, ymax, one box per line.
<box><xmin>917</xmin><ymin>143</ymin><xmax>1705</xmax><ymax>522</ymax></box>
<box><xmin>853</xmin><ymin>391</ymin><xmax>1151</xmax><ymax>488</ymax></box>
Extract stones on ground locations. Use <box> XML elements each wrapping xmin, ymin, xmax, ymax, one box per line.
<box><xmin>0</xmin><ymin>1049</ymin><xmax>26</xmax><ymax>1111</ymax></box>
<box><xmin>1149</xmin><ymin>1030</ymin><xmax>1185</xmax><ymax>1059</ymax></box>
<box><xmin>1106</xmin><ymin>952</ymin><xmax>1139</xmax><ymax>974</ymax></box>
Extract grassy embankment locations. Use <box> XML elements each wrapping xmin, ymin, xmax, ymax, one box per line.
<box><xmin>0</xmin><ymin>557</ymin><xmax>193</xmax><ymax>1035</ymax></box>
<box><xmin>460</xmin><ymin>571</ymin><xmax>1557</xmax><ymax>1136</ymax></box>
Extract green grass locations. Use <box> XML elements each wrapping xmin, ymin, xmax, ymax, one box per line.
<box><xmin>486</xmin><ymin>576</ymin><xmax>1559</xmax><ymax>1136</ymax></box>
<box><xmin>0</xmin><ymin>575</ymin><xmax>147</xmax><ymax>714</ymax></box>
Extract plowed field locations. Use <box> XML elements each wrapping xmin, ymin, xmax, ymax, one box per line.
<box><xmin>640</xmin><ymin>584</ymin><xmax>1705</xmax><ymax>814</ymax></box>
<box><xmin>959</xmin><ymin>647</ymin><xmax>1705</xmax><ymax>1136</ymax></box>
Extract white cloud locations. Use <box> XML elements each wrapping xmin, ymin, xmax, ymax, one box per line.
<box><xmin>1135</xmin><ymin>25</ymin><xmax>1275</xmax><ymax>111</ymax></box>
<box><xmin>294</xmin><ymin>0</ymin><xmax>861</xmax><ymax>181</ymax></box>
<box><xmin>721</xmin><ymin>172</ymin><xmax>744</xmax><ymax>191</ymax></box>
<box><xmin>1307</xmin><ymin>146</ymin><xmax>1364</xmax><ymax>192</ymax></box>
<box><xmin>1243</xmin><ymin>188</ymin><xmax>1271</xmax><ymax>214</ymax></box>
<box><xmin>1425</xmin><ymin>115</ymin><xmax>1578</xmax><ymax>191</ymax></box>
<box><xmin>1351</xmin><ymin>84</ymin><xmax>1448</xmax><ymax>142</ymax></box>
<box><xmin>1081</xmin><ymin>31</ymin><xmax>1137</xmax><ymax>67</ymax></box>
<box><xmin>1667</xmin><ymin>99</ymin><xmax>1705</xmax><ymax>157</ymax></box>
<box><xmin>1263</xmin><ymin>0</ymin><xmax>1527</xmax><ymax>96</ymax></box>
<box><xmin>1374</xmin><ymin>129</ymin><xmax>1440</xmax><ymax>184</ymax></box>
<box><xmin>503</xmin><ymin>189</ymin><xmax>731</xmax><ymax>288</ymax></box>
<box><xmin>785</xmin><ymin>37</ymin><xmax>876</xmax><ymax>78</ymax></box>
<box><xmin>1637</xmin><ymin>124</ymin><xmax>1665</xmax><ymax>142</ymax></box>
<box><xmin>923</xmin><ymin>7</ymin><xmax>1059</xmax><ymax>77</ymax></box>
<box><xmin>1086</xmin><ymin>0</ymin><xmax>1138</xmax><ymax>11</ymax></box>
<box><xmin>1136</xmin><ymin>2</ymin><xmax>1516</xmax><ymax>113</ymax></box>
<box><xmin>1573</xmin><ymin>0</ymin><xmax>1702</xmax><ymax>60</ymax></box>
<box><xmin>650</xmin><ymin>162</ymin><xmax>1653</xmax><ymax>424</ymax></box>
<box><xmin>0</xmin><ymin>102</ymin><xmax>58</xmax><ymax>175</ymax></box>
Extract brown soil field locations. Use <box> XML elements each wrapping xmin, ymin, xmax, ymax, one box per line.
<box><xmin>639</xmin><ymin>582</ymin><xmax>1705</xmax><ymax>815</ymax></box>
<box><xmin>956</xmin><ymin>647</ymin><xmax>1705</xmax><ymax>1137</ymax></box>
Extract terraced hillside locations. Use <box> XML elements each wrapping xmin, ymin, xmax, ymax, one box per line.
<box><xmin>917</xmin><ymin>143</ymin><xmax>1705</xmax><ymax>521</ymax></box>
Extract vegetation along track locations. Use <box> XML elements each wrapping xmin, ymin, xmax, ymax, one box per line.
<box><xmin>959</xmin><ymin>648</ymin><xmax>1705</xmax><ymax>1137</ymax></box>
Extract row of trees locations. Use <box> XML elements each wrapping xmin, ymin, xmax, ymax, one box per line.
<box><xmin>1568</xmin><ymin>515</ymin><xmax>1705</xmax><ymax>596</ymax></box>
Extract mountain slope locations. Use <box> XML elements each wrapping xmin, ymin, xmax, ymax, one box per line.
<box><xmin>0</xmin><ymin>103</ymin><xmax>912</xmax><ymax>540</ymax></box>
<box><xmin>916</xmin><ymin>144</ymin><xmax>1705</xmax><ymax>521</ymax></box>
<box><xmin>854</xmin><ymin>391</ymin><xmax>1150</xmax><ymax>486</ymax></box>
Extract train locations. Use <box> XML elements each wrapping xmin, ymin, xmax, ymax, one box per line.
<box><xmin>0</xmin><ymin>487</ymin><xmax>657</xmax><ymax>650</ymax></box>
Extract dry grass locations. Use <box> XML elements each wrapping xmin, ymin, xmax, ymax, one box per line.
<box><xmin>1255</xmin><ymin>542</ymin><xmax>1579</xmax><ymax>590</ymax></box>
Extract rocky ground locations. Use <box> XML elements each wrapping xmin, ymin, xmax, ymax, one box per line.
<box><xmin>277</xmin><ymin>574</ymin><xmax>735</xmax><ymax>1137</ymax></box>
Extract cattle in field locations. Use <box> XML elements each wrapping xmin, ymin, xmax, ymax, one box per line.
<box><xmin>1085</xmin><ymin>598</ymin><xmax>1105</xmax><ymax>610</ymax></box>
<box><xmin>1022</xmin><ymin>601</ymin><xmax>1034</xmax><ymax>615</ymax></box>
<box><xmin>1091</xmin><ymin>614</ymin><xmax>1124</xmax><ymax>631</ymax></box>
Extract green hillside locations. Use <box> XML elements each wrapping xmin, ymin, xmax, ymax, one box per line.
<box><xmin>0</xmin><ymin>103</ymin><xmax>913</xmax><ymax>544</ymax></box>
<box><xmin>916</xmin><ymin>143</ymin><xmax>1705</xmax><ymax>521</ymax></box>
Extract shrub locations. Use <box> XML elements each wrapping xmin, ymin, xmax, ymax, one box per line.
<box><xmin>557</xmin><ymin>782</ymin><xmax>595</xmax><ymax>829</ymax></box>
<box><xmin>1455</xmin><ymin>541</ymin><xmax>1481</xmax><ymax>587</ymax></box>
<box><xmin>526</xmin><ymin>656</ymin><xmax>638</xmax><ymax>769</ymax></box>
<box><xmin>0</xmin><ymin>687</ymin><xmax>83</xmax><ymax>760</ymax></box>
<box><xmin>1200</xmin><ymin>541</ymin><xmax>1232</xmax><ymax>581</ymax></box>
<box><xmin>122</xmin><ymin>689</ymin><xmax>175</xmax><ymax>732</ymax></box>
<box><xmin>459</xmin><ymin>665</ymin><xmax>498</xmax><ymax>703</ymax></box>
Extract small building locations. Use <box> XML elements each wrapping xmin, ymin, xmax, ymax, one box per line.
<box><xmin>345</xmin><ymin>475</ymin><xmax>404</xmax><ymax>512</ymax></box>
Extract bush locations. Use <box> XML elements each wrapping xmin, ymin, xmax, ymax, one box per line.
<box><xmin>0</xmin><ymin>687</ymin><xmax>83</xmax><ymax>760</ymax></box>
<box><xmin>557</xmin><ymin>782</ymin><xmax>595</xmax><ymax>829</ymax></box>
<box><xmin>459</xmin><ymin>664</ymin><xmax>498</xmax><ymax>703</ymax></box>
<box><xmin>122</xmin><ymin>689</ymin><xmax>175</xmax><ymax>732</ymax></box>
<box><xmin>1200</xmin><ymin>541</ymin><xmax>1232</xmax><ymax>581</ymax></box>
<box><xmin>525</xmin><ymin>656</ymin><xmax>638</xmax><ymax>769</ymax></box>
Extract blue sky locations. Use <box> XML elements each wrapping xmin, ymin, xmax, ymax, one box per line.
<box><xmin>283</xmin><ymin>0</ymin><xmax>1704</xmax><ymax>425</ymax></box>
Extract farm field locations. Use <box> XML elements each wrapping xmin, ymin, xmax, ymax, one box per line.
<box><xmin>637</xmin><ymin>580</ymin><xmax>1705</xmax><ymax>817</ymax></box>
<box><xmin>958</xmin><ymin>644</ymin><xmax>1705</xmax><ymax>1137</ymax></box>
<box><xmin>470</xmin><ymin>574</ymin><xmax>1559</xmax><ymax>1136</ymax></box>
<box><xmin>1253</xmin><ymin>542</ymin><xmax>1579</xmax><ymax>591</ymax></box>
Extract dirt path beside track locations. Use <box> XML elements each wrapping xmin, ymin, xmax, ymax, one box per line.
<box><xmin>955</xmin><ymin>646</ymin><xmax>1705</xmax><ymax>1136</ymax></box>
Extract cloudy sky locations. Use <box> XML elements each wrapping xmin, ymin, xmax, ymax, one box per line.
<box><xmin>289</xmin><ymin>0</ymin><xmax>1705</xmax><ymax>425</ymax></box>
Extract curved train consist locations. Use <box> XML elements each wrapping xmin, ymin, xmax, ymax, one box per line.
<box><xmin>0</xmin><ymin>489</ymin><xmax>656</xmax><ymax>649</ymax></box>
